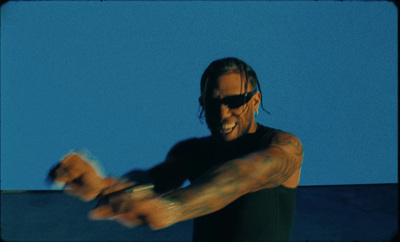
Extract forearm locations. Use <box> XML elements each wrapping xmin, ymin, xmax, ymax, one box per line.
<box><xmin>89</xmin><ymin>133</ymin><xmax>303</xmax><ymax>230</ymax></box>
<box><xmin>163</xmin><ymin>161</ymin><xmax>249</xmax><ymax>222</ymax></box>
<box><xmin>163</xmin><ymin>148</ymin><xmax>303</xmax><ymax>223</ymax></box>
<box><xmin>120</xmin><ymin>161</ymin><xmax>186</xmax><ymax>195</ymax></box>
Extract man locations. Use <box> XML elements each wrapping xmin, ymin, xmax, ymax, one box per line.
<box><xmin>49</xmin><ymin>57</ymin><xmax>303</xmax><ymax>241</ymax></box>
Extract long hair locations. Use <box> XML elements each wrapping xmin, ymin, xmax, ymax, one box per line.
<box><xmin>198</xmin><ymin>57</ymin><xmax>269</xmax><ymax>121</ymax></box>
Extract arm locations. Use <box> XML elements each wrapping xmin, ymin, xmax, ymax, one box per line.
<box><xmin>121</xmin><ymin>139</ymin><xmax>195</xmax><ymax>194</ymax></box>
<box><xmin>90</xmin><ymin>132</ymin><xmax>303</xmax><ymax>230</ymax></box>
<box><xmin>164</xmin><ymin>131</ymin><xmax>303</xmax><ymax>223</ymax></box>
<box><xmin>47</xmin><ymin>152</ymin><xmax>125</xmax><ymax>201</ymax></box>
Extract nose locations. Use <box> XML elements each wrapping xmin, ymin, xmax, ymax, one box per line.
<box><xmin>220</xmin><ymin>104</ymin><xmax>232</xmax><ymax>119</ymax></box>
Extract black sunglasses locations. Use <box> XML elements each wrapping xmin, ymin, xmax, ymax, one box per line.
<box><xmin>204</xmin><ymin>89</ymin><xmax>257</xmax><ymax>109</ymax></box>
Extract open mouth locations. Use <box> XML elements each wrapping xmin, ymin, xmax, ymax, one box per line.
<box><xmin>219</xmin><ymin>122</ymin><xmax>237</xmax><ymax>135</ymax></box>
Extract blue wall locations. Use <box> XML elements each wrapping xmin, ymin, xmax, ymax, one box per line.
<box><xmin>1</xmin><ymin>1</ymin><xmax>397</xmax><ymax>190</ymax></box>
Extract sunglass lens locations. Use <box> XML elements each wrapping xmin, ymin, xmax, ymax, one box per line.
<box><xmin>223</xmin><ymin>96</ymin><xmax>245</xmax><ymax>109</ymax></box>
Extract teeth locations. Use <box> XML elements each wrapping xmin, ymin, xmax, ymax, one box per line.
<box><xmin>220</xmin><ymin>123</ymin><xmax>236</xmax><ymax>134</ymax></box>
<box><xmin>222</xmin><ymin>123</ymin><xmax>236</xmax><ymax>129</ymax></box>
<box><xmin>222</xmin><ymin>129</ymin><xmax>232</xmax><ymax>134</ymax></box>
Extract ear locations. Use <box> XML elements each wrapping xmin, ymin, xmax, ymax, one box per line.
<box><xmin>252</xmin><ymin>92</ymin><xmax>261</xmax><ymax>111</ymax></box>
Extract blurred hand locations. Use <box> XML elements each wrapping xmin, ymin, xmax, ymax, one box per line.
<box><xmin>89</xmin><ymin>185</ymin><xmax>181</xmax><ymax>230</ymax></box>
<box><xmin>48</xmin><ymin>152</ymin><xmax>133</xmax><ymax>201</ymax></box>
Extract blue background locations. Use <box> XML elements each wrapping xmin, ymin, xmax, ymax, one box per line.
<box><xmin>1</xmin><ymin>1</ymin><xmax>397</xmax><ymax>190</ymax></box>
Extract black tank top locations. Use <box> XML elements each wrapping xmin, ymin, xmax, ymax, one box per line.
<box><xmin>149</xmin><ymin>124</ymin><xmax>297</xmax><ymax>241</ymax></box>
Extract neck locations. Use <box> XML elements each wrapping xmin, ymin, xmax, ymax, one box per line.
<box><xmin>248</xmin><ymin>121</ymin><xmax>258</xmax><ymax>134</ymax></box>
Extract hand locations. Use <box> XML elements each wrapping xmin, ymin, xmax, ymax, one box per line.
<box><xmin>48</xmin><ymin>152</ymin><xmax>122</xmax><ymax>201</ymax></box>
<box><xmin>89</xmin><ymin>185</ymin><xmax>182</xmax><ymax>230</ymax></box>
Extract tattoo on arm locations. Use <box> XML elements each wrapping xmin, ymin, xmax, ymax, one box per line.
<box><xmin>256</xmin><ymin>132</ymin><xmax>303</xmax><ymax>188</ymax></box>
<box><xmin>165</xmin><ymin>162</ymin><xmax>246</xmax><ymax>221</ymax></box>
<box><xmin>164</xmin><ymin>132</ymin><xmax>303</xmax><ymax>222</ymax></box>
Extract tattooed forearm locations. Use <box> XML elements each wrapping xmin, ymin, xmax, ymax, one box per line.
<box><xmin>164</xmin><ymin>162</ymin><xmax>247</xmax><ymax>221</ymax></box>
<box><xmin>163</xmin><ymin>132</ymin><xmax>303</xmax><ymax>223</ymax></box>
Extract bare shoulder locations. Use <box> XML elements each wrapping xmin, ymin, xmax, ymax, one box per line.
<box><xmin>269</xmin><ymin>131</ymin><xmax>303</xmax><ymax>156</ymax></box>
<box><xmin>267</xmin><ymin>131</ymin><xmax>303</xmax><ymax>188</ymax></box>
<box><xmin>272</xmin><ymin>131</ymin><xmax>302</xmax><ymax>146</ymax></box>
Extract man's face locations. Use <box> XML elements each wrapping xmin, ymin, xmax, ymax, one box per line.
<box><xmin>204</xmin><ymin>73</ymin><xmax>261</xmax><ymax>142</ymax></box>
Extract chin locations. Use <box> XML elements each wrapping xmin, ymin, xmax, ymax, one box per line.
<box><xmin>217</xmin><ymin>131</ymin><xmax>240</xmax><ymax>143</ymax></box>
<box><xmin>223</xmin><ymin>134</ymin><xmax>238</xmax><ymax>142</ymax></box>
<box><xmin>209</xmin><ymin>125</ymin><xmax>241</xmax><ymax>142</ymax></box>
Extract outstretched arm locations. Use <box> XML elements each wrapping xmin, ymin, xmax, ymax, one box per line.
<box><xmin>90</xmin><ymin>131</ymin><xmax>303</xmax><ymax>229</ymax></box>
<box><xmin>165</xmin><ymin>131</ymin><xmax>303</xmax><ymax>223</ymax></box>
